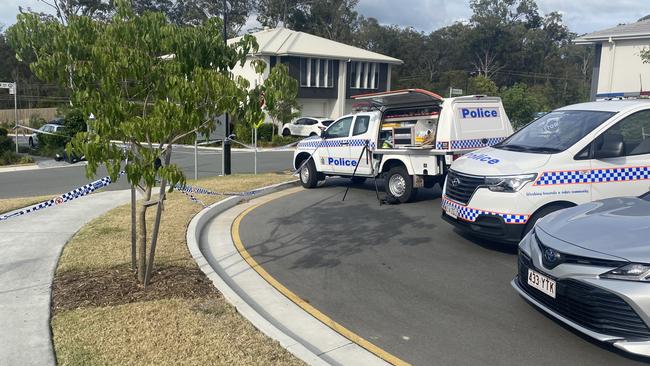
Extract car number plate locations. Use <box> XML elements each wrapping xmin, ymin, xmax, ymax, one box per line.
<box><xmin>527</xmin><ymin>269</ymin><xmax>556</xmax><ymax>298</ymax></box>
<box><xmin>444</xmin><ymin>204</ymin><xmax>459</xmax><ymax>219</ymax></box>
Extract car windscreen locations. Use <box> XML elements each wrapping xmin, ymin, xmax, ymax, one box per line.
<box><xmin>494</xmin><ymin>110</ymin><xmax>616</xmax><ymax>154</ymax></box>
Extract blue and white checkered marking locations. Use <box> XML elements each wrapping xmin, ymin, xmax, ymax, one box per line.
<box><xmin>534</xmin><ymin>166</ymin><xmax>650</xmax><ymax>186</ymax></box>
<box><xmin>297</xmin><ymin>138</ymin><xmax>374</xmax><ymax>149</ymax></box>
<box><xmin>442</xmin><ymin>196</ymin><xmax>529</xmax><ymax>224</ymax></box>
<box><xmin>435</xmin><ymin>136</ymin><xmax>506</xmax><ymax>150</ymax></box>
<box><xmin>0</xmin><ymin>175</ymin><xmax>115</xmax><ymax>222</ymax></box>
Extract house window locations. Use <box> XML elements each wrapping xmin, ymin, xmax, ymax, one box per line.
<box><xmin>300</xmin><ymin>58</ymin><xmax>333</xmax><ymax>88</ymax></box>
<box><xmin>350</xmin><ymin>61</ymin><xmax>379</xmax><ymax>89</ymax></box>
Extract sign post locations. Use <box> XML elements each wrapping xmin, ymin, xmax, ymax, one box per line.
<box><xmin>449</xmin><ymin>87</ymin><xmax>463</xmax><ymax>98</ymax></box>
<box><xmin>0</xmin><ymin>82</ymin><xmax>17</xmax><ymax>153</ymax></box>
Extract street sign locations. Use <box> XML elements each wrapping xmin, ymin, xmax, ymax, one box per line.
<box><xmin>449</xmin><ymin>88</ymin><xmax>463</xmax><ymax>96</ymax></box>
<box><xmin>1</xmin><ymin>81</ymin><xmax>17</xmax><ymax>153</ymax></box>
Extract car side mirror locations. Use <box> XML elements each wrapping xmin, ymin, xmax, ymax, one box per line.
<box><xmin>594</xmin><ymin>133</ymin><xmax>625</xmax><ymax>159</ymax></box>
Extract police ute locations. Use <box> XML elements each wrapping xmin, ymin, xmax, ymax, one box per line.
<box><xmin>442</xmin><ymin>99</ymin><xmax>650</xmax><ymax>244</ymax></box>
<box><xmin>293</xmin><ymin>89</ymin><xmax>514</xmax><ymax>202</ymax></box>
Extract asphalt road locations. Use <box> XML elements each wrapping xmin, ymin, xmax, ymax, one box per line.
<box><xmin>0</xmin><ymin>146</ymin><xmax>293</xmax><ymax>198</ymax></box>
<box><xmin>238</xmin><ymin>179</ymin><xmax>649</xmax><ymax>366</ymax></box>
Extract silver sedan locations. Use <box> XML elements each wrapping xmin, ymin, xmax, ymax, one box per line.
<box><xmin>512</xmin><ymin>193</ymin><xmax>650</xmax><ymax>358</ymax></box>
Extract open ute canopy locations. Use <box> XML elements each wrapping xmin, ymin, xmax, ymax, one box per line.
<box><xmin>352</xmin><ymin>89</ymin><xmax>444</xmax><ymax>108</ymax></box>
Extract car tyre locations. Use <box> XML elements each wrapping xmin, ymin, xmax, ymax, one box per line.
<box><xmin>28</xmin><ymin>137</ymin><xmax>34</xmax><ymax>148</ymax></box>
<box><xmin>282</xmin><ymin>129</ymin><xmax>291</xmax><ymax>137</ymax></box>
<box><xmin>309</xmin><ymin>132</ymin><xmax>318</xmax><ymax>137</ymax></box>
<box><xmin>385</xmin><ymin>166</ymin><xmax>416</xmax><ymax>203</ymax></box>
<box><xmin>300</xmin><ymin>159</ymin><xmax>318</xmax><ymax>188</ymax></box>
<box><xmin>523</xmin><ymin>203</ymin><xmax>574</xmax><ymax>237</ymax></box>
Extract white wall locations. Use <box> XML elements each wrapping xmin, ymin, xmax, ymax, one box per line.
<box><xmin>597</xmin><ymin>39</ymin><xmax>650</xmax><ymax>96</ymax></box>
<box><xmin>230</xmin><ymin>55</ymin><xmax>270</xmax><ymax>90</ymax></box>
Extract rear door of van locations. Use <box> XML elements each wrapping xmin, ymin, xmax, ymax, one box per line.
<box><xmin>450</xmin><ymin>98</ymin><xmax>514</xmax><ymax>151</ymax></box>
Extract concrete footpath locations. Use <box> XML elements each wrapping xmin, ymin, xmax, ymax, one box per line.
<box><xmin>0</xmin><ymin>190</ymin><xmax>131</xmax><ymax>366</ymax></box>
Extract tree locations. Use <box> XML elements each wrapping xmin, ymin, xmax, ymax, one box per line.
<box><xmin>8</xmin><ymin>0</ymin><xmax>274</xmax><ymax>286</ymax></box>
<box><xmin>500</xmin><ymin>82</ymin><xmax>544</xmax><ymax>127</ymax></box>
<box><xmin>642</xmin><ymin>48</ymin><xmax>650</xmax><ymax>64</ymax></box>
<box><xmin>262</xmin><ymin>63</ymin><xmax>300</xmax><ymax>135</ymax></box>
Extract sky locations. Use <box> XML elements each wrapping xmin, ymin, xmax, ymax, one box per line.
<box><xmin>2</xmin><ymin>0</ymin><xmax>650</xmax><ymax>35</ymax></box>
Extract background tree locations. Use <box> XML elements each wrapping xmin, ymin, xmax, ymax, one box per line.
<box><xmin>8</xmin><ymin>0</ymin><xmax>276</xmax><ymax>286</ymax></box>
<box><xmin>262</xmin><ymin>63</ymin><xmax>300</xmax><ymax>135</ymax></box>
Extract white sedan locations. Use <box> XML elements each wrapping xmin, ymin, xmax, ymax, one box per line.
<box><xmin>281</xmin><ymin>117</ymin><xmax>334</xmax><ymax>137</ymax></box>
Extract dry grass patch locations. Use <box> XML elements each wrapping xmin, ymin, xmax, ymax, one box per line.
<box><xmin>52</xmin><ymin>173</ymin><xmax>304</xmax><ymax>366</ymax></box>
<box><xmin>0</xmin><ymin>194</ymin><xmax>56</xmax><ymax>215</ymax></box>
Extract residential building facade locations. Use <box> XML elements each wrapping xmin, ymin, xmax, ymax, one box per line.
<box><xmin>575</xmin><ymin>20</ymin><xmax>650</xmax><ymax>100</ymax></box>
<box><xmin>229</xmin><ymin>27</ymin><xmax>402</xmax><ymax>119</ymax></box>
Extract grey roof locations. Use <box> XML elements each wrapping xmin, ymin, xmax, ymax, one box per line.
<box><xmin>229</xmin><ymin>27</ymin><xmax>403</xmax><ymax>64</ymax></box>
<box><xmin>574</xmin><ymin>19</ymin><xmax>650</xmax><ymax>43</ymax></box>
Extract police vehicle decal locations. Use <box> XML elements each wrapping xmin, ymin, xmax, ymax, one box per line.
<box><xmin>460</xmin><ymin>107</ymin><xmax>499</xmax><ymax>119</ymax></box>
<box><xmin>435</xmin><ymin>136</ymin><xmax>506</xmax><ymax>150</ymax></box>
<box><xmin>297</xmin><ymin>139</ymin><xmax>374</xmax><ymax>149</ymax></box>
<box><xmin>442</xmin><ymin>196</ymin><xmax>529</xmax><ymax>224</ymax></box>
<box><xmin>534</xmin><ymin>166</ymin><xmax>650</xmax><ymax>186</ymax></box>
<box><xmin>322</xmin><ymin>157</ymin><xmax>359</xmax><ymax>166</ymax></box>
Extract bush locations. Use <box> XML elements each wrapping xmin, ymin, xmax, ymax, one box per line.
<box><xmin>0</xmin><ymin>127</ymin><xmax>15</xmax><ymax>153</ymax></box>
<box><xmin>270</xmin><ymin>134</ymin><xmax>299</xmax><ymax>146</ymax></box>
<box><xmin>257</xmin><ymin>123</ymin><xmax>274</xmax><ymax>142</ymax></box>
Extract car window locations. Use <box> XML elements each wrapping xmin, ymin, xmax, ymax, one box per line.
<box><xmin>322</xmin><ymin>120</ymin><xmax>334</xmax><ymax>126</ymax></box>
<box><xmin>495</xmin><ymin>110</ymin><xmax>615</xmax><ymax>154</ymax></box>
<box><xmin>326</xmin><ymin>117</ymin><xmax>353</xmax><ymax>138</ymax></box>
<box><xmin>599</xmin><ymin>110</ymin><xmax>650</xmax><ymax>156</ymax></box>
<box><xmin>294</xmin><ymin>119</ymin><xmax>304</xmax><ymax>125</ymax></box>
<box><xmin>304</xmin><ymin>119</ymin><xmax>317</xmax><ymax>125</ymax></box>
<box><xmin>353</xmin><ymin>116</ymin><xmax>370</xmax><ymax>136</ymax></box>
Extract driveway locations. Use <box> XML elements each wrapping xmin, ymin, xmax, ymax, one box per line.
<box><xmin>237</xmin><ymin>179</ymin><xmax>649</xmax><ymax>366</ymax></box>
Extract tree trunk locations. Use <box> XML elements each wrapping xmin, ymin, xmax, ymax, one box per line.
<box><xmin>143</xmin><ymin>148</ymin><xmax>172</xmax><ymax>287</ymax></box>
<box><xmin>130</xmin><ymin>184</ymin><xmax>137</xmax><ymax>271</ymax></box>
<box><xmin>137</xmin><ymin>186</ymin><xmax>152</xmax><ymax>284</ymax></box>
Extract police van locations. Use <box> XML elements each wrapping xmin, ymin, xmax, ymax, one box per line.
<box><xmin>442</xmin><ymin>99</ymin><xmax>650</xmax><ymax>243</ymax></box>
<box><xmin>293</xmin><ymin>89</ymin><xmax>514</xmax><ymax>202</ymax></box>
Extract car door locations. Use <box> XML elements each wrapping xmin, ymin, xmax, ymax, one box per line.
<box><xmin>303</xmin><ymin>118</ymin><xmax>318</xmax><ymax>136</ymax></box>
<box><xmin>590</xmin><ymin>109</ymin><xmax>650</xmax><ymax>200</ymax></box>
<box><xmin>347</xmin><ymin>115</ymin><xmax>373</xmax><ymax>175</ymax></box>
<box><xmin>320</xmin><ymin>116</ymin><xmax>353</xmax><ymax>173</ymax></box>
<box><xmin>290</xmin><ymin>119</ymin><xmax>303</xmax><ymax>136</ymax></box>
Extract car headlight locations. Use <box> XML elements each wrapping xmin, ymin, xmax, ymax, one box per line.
<box><xmin>485</xmin><ymin>173</ymin><xmax>537</xmax><ymax>193</ymax></box>
<box><xmin>601</xmin><ymin>263</ymin><xmax>650</xmax><ymax>282</ymax></box>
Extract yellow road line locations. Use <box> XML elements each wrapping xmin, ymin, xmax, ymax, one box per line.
<box><xmin>231</xmin><ymin>191</ymin><xmax>411</xmax><ymax>366</ymax></box>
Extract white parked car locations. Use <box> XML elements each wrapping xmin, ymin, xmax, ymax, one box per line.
<box><xmin>282</xmin><ymin>117</ymin><xmax>334</xmax><ymax>137</ymax></box>
<box><xmin>29</xmin><ymin>122</ymin><xmax>65</xmax><ymax>148</ymax></box>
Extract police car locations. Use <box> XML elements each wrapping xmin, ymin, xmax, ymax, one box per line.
<box><xmin>293</xmin><ymin>89</ymin><xmax>514</xmax><ymax>203</ymax></box>
<box><xmin>442</xmin><ymin>99</ymin><xmax>650</xmax><ymax>243</ymax></box>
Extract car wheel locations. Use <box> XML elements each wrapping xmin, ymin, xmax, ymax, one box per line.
<box><xmin>523</xmin><ymin>203</ymin><xmax>574</xmax><ymax>237</ymax></box>
<box><xmin>282</xmin><ymin>129</ymin><xmax>291</xmax><ymax>137</ymax></box>
<box><xmin>28</xmin><ymin>137</ymin><xmax>34</xmax><ymax>148</ymax></box>
<box><xmin>300</xmin><ymin>159</ymin><xmax>319</xmax><ymax>188</ymax></box>
<box><xmin>350</xmin><ymin>176</ymin><xmax>366</xmax><ymax>184</ymax></box>
<box><xmin>309</xmin><ymin>132</ymin><xmax>318</xmax><ymax>137</ymax></box>
<box><xmin>384</xmin><ymin>166</ymin><xmax>416</xmax><ymax>203</ymax></box>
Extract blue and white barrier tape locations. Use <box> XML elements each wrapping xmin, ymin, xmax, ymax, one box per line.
<box><xmin>0</xmin><ymin>173</ymin><xmax>121</xmax><ymax>222</ymax></box>
<box><xmin>175</xmin><ymin>183</ymin><xmax>263</xmax><ymax>197</ymax></box>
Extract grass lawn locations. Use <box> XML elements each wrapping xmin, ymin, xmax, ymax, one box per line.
<box><xmin>0</xmin><ymin>194</ymin><xmax>56</xmax><ymax>215</ymax></box>
<box><xmin>51</xmin><ymin>173</ymin><xmax>304</xmax><ymax>366</ymax></box>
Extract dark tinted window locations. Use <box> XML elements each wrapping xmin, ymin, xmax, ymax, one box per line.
<box><xmin>322</xmin><ymin>120</ymin><xmax>334</xmax><ymax>126</ymax></box>
<box><xmin>353</xmin><ymin>116</ymin><xmax>370</xmax><ymax>135</ymax></box>
<box><xmin>601</xmin><ymin>110</ymin><xmax>650</xmax><ymax>156</ymax></box>
<box><xmin>304</xmin><ymin>119</ymin><xmax>318</xmax><ymax>125</ymax></box>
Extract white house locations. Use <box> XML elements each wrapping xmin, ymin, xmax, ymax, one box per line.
<box><xmin>229</xmin><ymin>27</ymin><xmax>403</xmax><ymax>119</ymax></box>
<box><xmin>575</xmin><ymin>20</ymin><xmax>650</xmax><ymax>100</ymax></box>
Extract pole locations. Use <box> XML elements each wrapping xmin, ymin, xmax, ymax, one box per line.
<box><xmin>14</xmin><ymin>81</ymin><xmax>18</xmax><ymax>154</ymax></box>
<box><xmin>222</xmin><ymin>0</ymin><xmax>231</xmax><ymax>175</ymax></box>
<box><xmin>254</xmin><ymin>127</ymin><xmax>258</xmax><ymax>175</ymax></box>
<box><xmin>194</xmin><ymin>132</ymin><xmax>198</xmax><ymax>180</ymax></box>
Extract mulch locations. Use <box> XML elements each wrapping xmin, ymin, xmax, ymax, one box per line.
<box><xmin>52</xmin><ymin>264</ymin><xmax>221</xmax><ymax>313</ymax></box>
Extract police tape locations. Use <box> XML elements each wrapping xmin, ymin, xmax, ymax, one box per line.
<box><xmin>174</xmin><ymin>182</ymin><xmax>264</xmax><ymax>197</ymax></box>
<box><xmin>227</xmin><ymin>138</ymin><xmax>299</xmax><ymax>151</ymax></box>
<box><xmin>0</xmin><ymin>173</ymin><xmax>121</xmax><ymax>222</ymax></box>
